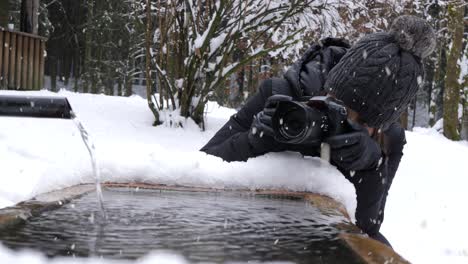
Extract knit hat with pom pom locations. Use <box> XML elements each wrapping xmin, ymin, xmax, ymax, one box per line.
<box><xmin>324</xmin><ymin>15</ymin><xmax>436</xmax><ymax>129</ymax></box>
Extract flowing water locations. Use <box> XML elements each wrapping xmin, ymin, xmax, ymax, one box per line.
<box><xmin>0</xmin><ymin>188</ymin><xmax>363</xmax><ymax>264</ymax></box>
<box><xmin>70</xmin><ymin>112</ymin><xmax>107</xmax><ymax>220</ymax></box>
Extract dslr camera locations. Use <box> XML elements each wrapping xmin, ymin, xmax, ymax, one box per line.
<box><xmin>271</xmin><ymin>96</ymin><xmax>351</xmax><ymax>145</ymax></box>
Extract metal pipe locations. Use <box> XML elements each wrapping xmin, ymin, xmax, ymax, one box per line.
<box><xmin>0</xmin><ymin>95</ymin><xmax>72</xmax><ymax>119</ymax></box>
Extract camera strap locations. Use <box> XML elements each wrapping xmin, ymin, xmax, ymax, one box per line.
<box><xmin>320</xmin><ymin>142</ymin><xmax>331</xmax><ymax>163</ymax></box>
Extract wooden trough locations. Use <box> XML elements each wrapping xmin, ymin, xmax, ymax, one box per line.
<box><xmin>0</xmin><ymin>182</ymin><xmax>410</xmax><ymax>264</ymax></box>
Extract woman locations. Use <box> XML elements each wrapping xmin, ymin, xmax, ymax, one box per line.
<box><xmin>201</xmin><ymin>15</ymin><xmax>436</xmax><ymax>246</ymax></box>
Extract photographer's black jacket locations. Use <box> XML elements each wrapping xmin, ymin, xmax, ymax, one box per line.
<box><xmin>200</xmin><ymin>38</ymin><xmax>406</xmax><ymax>245</ymax></box>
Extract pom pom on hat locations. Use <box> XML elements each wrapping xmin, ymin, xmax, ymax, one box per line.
<box><xmin>390</xmin><ymin>15</ymin><xmax>436</xmax><ymax>59</ymax></box>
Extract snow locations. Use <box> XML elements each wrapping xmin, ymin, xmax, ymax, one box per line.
<box><xmin>0</xmin><ymin>248</ymin><xmax>190</xmax><ymax>264</ymax></box>
<box><xmin>209</xmin><ymin>32</ymin><xmax>227</xmax><ymax>56</ymax></box>
<box><xmin>193</xmin><ymin>12</ymin><xmax>217</xmax><ymax>50</ymax></box>
<box><xmin>1</xmin><ymin>90</ymin><xmax>467</xmax><ymax>263</ymax></box>
<box><xmin>0</xmin><ymin>90</ymin><xmax>355</xmax><ymax>214</ymax></box>
<box><xmin>459</xmin><ymin>53</ymin><xmax>467</xmax><ymax>83</ymax></box>
<box><xmin>381</xmin><ymin>127</ymin><xmax>468</xmax><ymax>264</ymax></box>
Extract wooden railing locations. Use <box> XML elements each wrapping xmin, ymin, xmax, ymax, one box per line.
<box><xmin>0</xmin><ymin>27</ymin><xmax>46</xmax><ymax>90</ymax></box>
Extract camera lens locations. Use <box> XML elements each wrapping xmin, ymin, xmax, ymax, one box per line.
<box><xmin>278</xmin><ymin>106</ymin><xmax>307</xmax><ymax>140</ymax></box>
<box><xmin>271</xmin><ymin>96</ymin><xmax>350</xmax><ymax>145</ymax></box>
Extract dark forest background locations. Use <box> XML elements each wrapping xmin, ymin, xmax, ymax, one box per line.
<box><xmin>1</xmin><ymin>0</ymin><xmax>467</xmax><ymax>140</ymax></box>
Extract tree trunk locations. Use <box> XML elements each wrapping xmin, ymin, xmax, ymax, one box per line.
<box><xmin>411</xmin><ymin>98</ymin><xmax>417</xmax><ymax>130</ymax></box>
<box><xmin>400</xmin><ymin>109</ymin><xmax>408</xmax><ymax>130</ymax></box>
<box><xmin>106</xmin><ymin>76</ymin><xmax>113</xmax><ymax>95</ymax></box>
<box><xmin>424</xmin><ymin>56</ymin><xmax>435</xmax><ymax>127</ymax></box>
<box><xmin>63</xmin><ymin>44</ymin><xmax>72</xmax><ymax>87</ymax></box>
<box><xmin>443</xmin><ymin>1</ymin><xmax>463</xmax><ymax>140</ymax></box>
<box><xmin>50</xmin><ymin>56</ymin><xmax>57</xmax><ymax>92</ymax></box>
<box><xmin>0</xmin><ymin>0</ymin><xmax>8</xmax><ymax>28</ymax></box>
<box><xmin>461</xmin><ymin>8</ymin><xmax>468</xmax><ymax>140</ymax></box>
<box><xmin>74</xmin><ymin>75</ymin><xmax>79</xmax><ymax>93</ymax></box>
<box><xmin>20</xmin><ymin>0</ymin><xmax>30</xmax><ymax>33</ymax></box>
<box><xmin>124</xmin><ymin>78</ymin><xmax>132</xmax><ymax>96</ymax></box>
<box><xmin>248</xmin><ymin>60</ymin><xmax>254</xmax><ymax>96</ymax></box>
<box><xmin>192</xmin><ymin>102</ymin><xmax>205</xmax><ymax>130</ymax></box>
<box><xmin>91</xmin><ymin>33</ymin><xmax>102</xmax><ymax>94</ymax></box>
<box><xmin>20</xmin><ymin>0</ymin><xmax>39</xmax><ymax>34</ymax></box>
<box><xmin>461</xmin><ymin>76</ymin><xmax>468</xmax><ymax>140</ymax></box>
<box><xmin>117</xmin><ymin>78</ymin><xmax>122</xmax><ymax>96</ymax></box>
<box><xmin>145</xmin><ymin>0</ymin><xmax>160</xmax><ymax>125</ymax></box>
<box><xmin>428</xmin><ymin>2</ymin><xmax>446</xmax><ymax>127</ymax></box>
<box><xmin>430</xmin><ymin>42</ymin><xmax>447</xmax><ymax>126</ymax></box>
<box><xmin>73</xmin><ymin>47</ymin><xmax>81</xmax><ymax>92</ymax></box>
<box><xmin>32</xmin><ymin>0</ymin><xmax>38</xmax><ymax>34</ymax></box>
<box><xmin>83</xmin><ymin>0</ymin><xmax>94</xmax><ymax>94</ymax></box>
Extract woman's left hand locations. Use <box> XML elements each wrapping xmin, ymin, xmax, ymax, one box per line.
<box><xmin>326</xmin><ymin>129</ymin><xmax>382</xmax><ymax>171</ymax></box>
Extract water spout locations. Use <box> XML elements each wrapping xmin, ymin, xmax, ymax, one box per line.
<box><xmin>70</xmin><ymin>111</ymin><xmax>107</xmax><ymax>220</ymax></box>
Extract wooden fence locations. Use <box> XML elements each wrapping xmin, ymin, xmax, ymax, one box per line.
<box><xmin>0</xmin><ymin>27</ymin><xmax>46</xmax><ymax>90</ymax></box>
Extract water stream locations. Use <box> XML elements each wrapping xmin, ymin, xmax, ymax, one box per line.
<box><xmin>70</xmin><ymin>112</ymin><xmax>107</xmax><ymax>220</ymax></box>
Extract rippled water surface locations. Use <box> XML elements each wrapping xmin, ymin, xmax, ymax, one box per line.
<box><xmin>0</xmin><ymin>188</ymin><xmax>362</xmax><ymax>263</ymax></box>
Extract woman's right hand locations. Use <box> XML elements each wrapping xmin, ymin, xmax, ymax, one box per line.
<box><xmin>248</xmin><ymin>95</ymin><xmax>293</xmax><ymax>141</ymax></box>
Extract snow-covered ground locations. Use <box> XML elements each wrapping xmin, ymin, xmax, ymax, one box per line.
<box><xmin>0</xmin><ymin>90</ymin><xmax>467</xmax><ymax>264</ymax></box>
<box><xmin>0</xmin><ymin>250</ymin><xmax>191</xmax><ymax>264</ymax></box>
<box><xmin>381</xmin><ymin>128</ymin><xmax>468</xmax><ymax>264</ymax></box>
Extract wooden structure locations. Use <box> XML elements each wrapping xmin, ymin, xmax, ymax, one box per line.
<box><xmin>0</xmin><ymin>183</ymin><xmax>411</xmax><ymax>263</ymax></box>
<box><xmin>0</xmin><ymin>27</ymin><xmax>46</xmax><ymax>90</ymax></box>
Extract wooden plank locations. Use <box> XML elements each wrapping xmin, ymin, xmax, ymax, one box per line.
<box><xmin>340</xmin><ymin>233</ymin><xmax>411</xmax><ymax>264</ymax></box>
<box><xmin>39</xmin><ymin>40</ymin><xmax>45</xmax><ymax>89</ymax></box>
<box><xmin>32</xmin><ymin>0</ymin><xmax>39</xmax><ymax>35</ymax></box>
<box><xmin>0</xmin><ymin>30</ymin><xmax>4</xmax><ymax>88</ymax></box>
<box><xmin>22</xmin><ymin>36</ymin><xmax>29</xmax><ymax>89</ymax></box>
<box><xmin>8</xmin><ymin>30</ymin><xmax>47</xmax><ymax>41</ymax></box>
<box><xmin>8</xmin><ymin>32</ymin><xmax>16</xmax><ymax>89</ymax></box>
<box><xmin>27</xmin><ymin>35</ymin><xmax>34</xmax><ymax>89</ymax></box>
<box><xmin>15</xmin><ymin>35</ymin><xmax>23</xmax><ymax>89</ymax></box>
<box><xmin>2</xmin><ymin>31</ymin><xmax>10</xmax><ymax>88</ymax></box>
<box><xmin>33</xmin><ymin>38</ymin><xmax>40</xmax><ymax>90</ymax></box>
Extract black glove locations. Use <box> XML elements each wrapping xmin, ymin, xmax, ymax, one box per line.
<box><xmin>248</xmin><ymin>95</ymin><xmax>292</xmax><ymax>149</ymax></box>
<box><xmin>326</xmin><ymin>121</ymin><xmax>382</xmax><ymax>171</ymax></box>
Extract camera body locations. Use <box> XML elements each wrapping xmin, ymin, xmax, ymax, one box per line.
<box><xmin>271</xmin><ymin>96</ymin><xmax>350</xmax><ymax>145</ymax></box>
